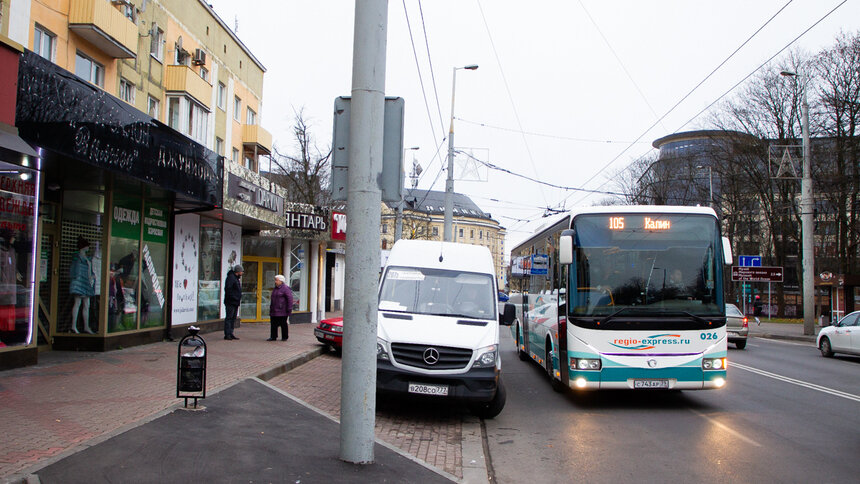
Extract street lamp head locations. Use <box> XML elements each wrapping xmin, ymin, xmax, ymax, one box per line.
<box><xmin>780</xmin><ymin>70</ymin><xmax>797</xmax><ymax>78</ymax></box>
<box><xmin>408</xmin><ymin>146</ymin><xmax>420</xmax><ymax>151</ymax></box>
<box><xmin>463</xmin><ymin>64</ymin><xmax>479</xmax><ymax>70</ymax></box>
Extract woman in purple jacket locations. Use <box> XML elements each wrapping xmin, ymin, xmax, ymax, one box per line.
<box><xmin>268</xmin><ymin>274</ymin><xmax>293</xmax><ymax>341</ymax></box>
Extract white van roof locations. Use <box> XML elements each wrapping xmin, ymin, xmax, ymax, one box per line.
<box><xmin>386</xmin><ymin>239</ymin><xmax>495</xmax><ymax>275</ymax></box>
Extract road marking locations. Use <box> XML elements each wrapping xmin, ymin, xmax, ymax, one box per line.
<box><xmin>753</xmin><ymin>337</ymin><xmax>813</xmax><ymax>347</ymax></box>
<box><xmin>689</xmin><ymin>409</ymin><xmax>762</xmax><ymax>447</ymax></box>
<box><xmin>730</xmin><ymin>362</ymin><xmax>860</xmax><ymax>402</ymax></box>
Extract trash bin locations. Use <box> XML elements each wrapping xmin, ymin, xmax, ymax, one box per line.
<box><xmin>177</xmin><ymin>326</ymin><xmax>207</xmax><ymax>408</ymax></box>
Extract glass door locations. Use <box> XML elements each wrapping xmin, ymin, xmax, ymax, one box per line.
<box><xmin>37</xmin><ymin>220</ymin><xmax>59</xmax><ymax>348</ymax></box>
<box><xmin>239</xmin><ymin>257</ymin><xmax>281</xmax><ymax>321</ymax></box>
<box><xmin>239</xmin><ymin>262</ymin><xmax>258</xmax><ymax>322</ymax></box>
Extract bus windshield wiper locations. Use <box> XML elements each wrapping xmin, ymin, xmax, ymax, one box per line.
<box><xmin>598</xmin><ymin>307</ymin><xmax>641</xmax><ymax>324</ymax></box>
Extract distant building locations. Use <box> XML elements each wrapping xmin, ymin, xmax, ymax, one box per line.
<box><xmin>381</xmin><ymin>189</ymin><xmax>506</xmax><ymax>288</ymax></box>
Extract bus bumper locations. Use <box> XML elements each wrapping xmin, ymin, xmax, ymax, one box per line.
<box><xmin>568</xmin><ymin>369</ymin><xmax>727</xmax><ymax>390</ymax></box>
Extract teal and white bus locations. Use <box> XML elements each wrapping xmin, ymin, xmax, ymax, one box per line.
<box><xmin>507</xmin><ymin>206</ymin><xmax>732</xmax><ymax>391</ymax></box>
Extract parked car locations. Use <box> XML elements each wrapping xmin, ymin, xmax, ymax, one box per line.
<box><xmin>314</xmin><ymin>317</ymin><xmax>343</xmax><ymax>351</ymax></box>
<box><xmin>725</xmin><ymin>303</ymin><xmax>757</xmax><ymax>349</ymax></box>
<box><xmin>817</xmin><ymin>310</ymin><xmax>860</xmax><ymax>357</ymax></box>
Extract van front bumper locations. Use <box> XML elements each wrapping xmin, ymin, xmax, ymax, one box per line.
<box><xmin>376</xmin><ymin>361</ymin><xmax>499</xmax><ymax>402</ymax></box>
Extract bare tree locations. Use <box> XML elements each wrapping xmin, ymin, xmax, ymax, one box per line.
<box><xmin>267</xmin><ymin>108</ymin><xmax>333</xmax><ymax>207</ymax></box>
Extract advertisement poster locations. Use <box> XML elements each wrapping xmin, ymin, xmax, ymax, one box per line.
<box><xmin>171</xmin><ymin>213</ymin><xmax>199</xmax><ymax>326</ymax></box>
<box><xmin>220</xmin><ymin>222</ymin><xmax>241</xmax><ymax>318</ymax></box>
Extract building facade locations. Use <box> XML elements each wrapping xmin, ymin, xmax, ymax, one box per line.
<box><xmin>0</xmin><ymin>0</ymin><xmax>334</xmax><ymax>369</ymax></box>
<box><xmin>381</xmin><ymin>189</ymin><xmax>507</xmax><ymax>288</ymax></box>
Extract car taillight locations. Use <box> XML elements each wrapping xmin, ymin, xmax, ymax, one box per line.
<box><xmin>742</xmin><ymin>317</ymin><xmax>748</xmax><ymax>328</ymax></box>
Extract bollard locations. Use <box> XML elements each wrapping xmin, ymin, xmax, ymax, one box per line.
<box><xmin>177</xmin><ymin>325</ymin><xmax>207</xmax><ymax>408</ymax></box>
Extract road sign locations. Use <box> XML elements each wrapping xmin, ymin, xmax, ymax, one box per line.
<box><xmin>732</xmin><ymin>266</ymin><xmax>783</xmax><ymax>282</ymax></box>
<box><xmin>738</xmin><ymin>255</ymin><xmax>762</xmax><ymax>267</ymax></box>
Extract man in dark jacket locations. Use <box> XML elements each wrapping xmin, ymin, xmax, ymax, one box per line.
<box><xmin>223</xmin><ymin>264</ymin><xmax>243</xmax><ymax>340</ymax></box>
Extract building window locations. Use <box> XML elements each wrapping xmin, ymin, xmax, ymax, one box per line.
<box><xmin>167</xmin><ymin>97</ymin><xmax>181</xmax><ymax>130</ymax></box>
<box><xmin>479</xmin><ymin>230</ymin><xmax>483</xmax><ymax>240</ymax></box>
<box><xmin>432</xmin><ymin>227</ymin><xmax>438</xmax><ymax>236</ymax></box>
<box><xmin>147</xmin><ymin>96</ymin><xmax>160</xmax><ymax>119</ymax></box>
<box><xmin>470</xmin><ymin>229</ymin><xmax>475</xmax><ymax>239</ymax></box>
<box><xmin>381</xmin><ymin>224</ymin><xmax>388</xmax><ymax>234</ymax></box>
<box><xmin>150</xmin><ymin>25</ymin><xmax>164</xmax><ymax>61</ymax></box>
<box><xmin>458</xmin><ymin>228</ymin><xmax>463</xmax><ymax>239</ymax></box>
<box><xmin>217</xmin><ymin>82</ymin><xmax>226</xmax><ymax>110</ymax></box>
<box><xmin>34</xmin><ymin>25</ymin><xmax>56</xmax><ymax>61</ymax></box>
<box><xmin>232</xmin><ymin>148</ymin><xmax>240</xmax><ymax>164</ymax></box>
<box><xmin>200</xmin><ymin>67</ymin><xmax>209</xmax><ymax>82</ymax></box>
<box><xmin>75</xmin><ymin>52</ymin><xmax>104</xmax><ymax>87</ymax></box>
<box><xmin>215</xmin><ymin>137</ymin><xmax>224</xmax><ymax>156</ymax></box>
<box><xmin>119</xmin><ymin>78</ymin><xmax>135</xmax><ymax>104</ymax></box>
<box><xmin>246</xmin><ymin>107</ymin><xmax>256</xmax><ymax>125</ymax></box>
<box><xmin>122</xmin><ymin>4</ymin><xmax>136</xmax><ymax>23</ymax></box>
<box><xmin>243</xmin><ymin>155</ymin><xmax>255</xmax><ymax>171</ymax></box>
<box><xmin>233</xmin><ymin>96</ymin><xmax>241</xmax><ymax>121</ymax></box>
<box><xmin>166</xmin><ymin>96</ymin><xmax>209</xmax><ymax>144</ymax></box>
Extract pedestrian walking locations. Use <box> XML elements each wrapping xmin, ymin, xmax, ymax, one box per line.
<box><xmin>268</xmin><ymin>274</ymin><xmax>293</xmax><ymax>341</ymax></box>
<box><xmin>223</xmin><ymin>264</ymin><xmax>243</xmax><ymax>340</ymax></box>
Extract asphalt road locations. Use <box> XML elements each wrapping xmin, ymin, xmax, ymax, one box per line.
<box><xmin>485</xmin><ymin>331</ymin><xmax>860</xmax><ymax>484</ymax></box>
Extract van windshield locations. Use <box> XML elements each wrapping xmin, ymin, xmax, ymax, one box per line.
<box><xmin>378</xmin><ymin>266</ymin><xmax>496</xmax><ymax>319</ymax></box>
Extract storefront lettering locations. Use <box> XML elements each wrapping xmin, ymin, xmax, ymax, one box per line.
<box><xmin>227</xmin><ymin>174</ymin><xmax>283</xmax><ymax>213</ymax></box>
<box><xmin>286</xmin><ymin>211</ymin><xmax>328</xmax><ymax>231</ymax></box>
<box><xmin>73</xmin><ymin>126</ymin><xmax>137</xmax><ymax>172</ymax></box>
<box><xmin>0</xmin><ymin>195</ymin><xmax>35</xmax><ymax>216</ymax></box>
<box><xmin>156</xmin><ymin>147</ymin><xmax>217</xmax><ymax>185</ymax></box>
<box><xmin>256</xmin><ymin>188</ymin><xmax>282</xmax><ymax>212</ymax></box>
<box><xmin>0</xmin><ymin>176</ymin><xmax>36</xmax><ymax>197</ymax></box>
<box><xmin>114</xmin><ymin>206</ymin><xmax>140</xmax><ymax>225</ymax></box>
<box><xmin>142</xmin><ymin>244</ymin><xmax>164</xmax><ymax>308</ymax></box>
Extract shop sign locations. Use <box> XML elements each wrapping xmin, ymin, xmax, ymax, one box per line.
<box><xmin>227</xmin><ymin>173</ymin><xmax>283</xmax><ymax>213</ymax></box>
<box><xmin>332</xmin><ymin>211</ymin><xmax>346</xmax><ymax>241</ymax></box>
<box><xmin>15</xmin><ymin>52</ymin><xmax>223</xmax><ymax>206</ymax></box>
<box><xmin>143</xmin><ymin>203</ymin><xmax>169</xmax><ymax>244</ymax></box>
<box><xmin>286</xmin><ymin>210</ymin><xmax>328</xmax><ymax>232</ymax></box>
<box><xmin>172</xmin><ymin>213</ymin><xmax>200</xmax><ymax>326</ymax></box>
<box><xmin>112</xmin><ymin>194</ymin><xmax>141</xmax><ymax>240</ymax></box>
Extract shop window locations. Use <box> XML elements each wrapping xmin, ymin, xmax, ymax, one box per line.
<box><xmin>289</xmin><ymin>242</ymin><xmax>306</xmax><ymax>311</ymax></box>
<box><xmin>59</xmin><ymin>189</ymin><xmax>105</xmax><ymax>334</ymax></box>
<box><xmin>197</xmin><ymin>220</ymin><xmax>222</xmax><ymax>320</ymax></box>
<box><xmin>0</xmin><ymin>167</ymin><xmax>38</xmax><ymax>347</ymax></box>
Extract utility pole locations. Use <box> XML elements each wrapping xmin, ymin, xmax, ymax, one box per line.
<box><xmin>443</xmin><ymin>64</ymin><xmax>477</xmax><ymax>242</ymax></box>
<box><xmin>782</xmin><ymin>69</ymin><xmax>814</xmax><ymax>336</ymax></box>
<box><xmin>340</xmin><ymin>0</ymin><xmax>387</xmax><ymax>464</ymax></box>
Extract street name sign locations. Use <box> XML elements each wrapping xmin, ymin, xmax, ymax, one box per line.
<box><xmin>731</xmin><ymin>266</ymin><xmax>784</xmax><ymax>282</ymax></box>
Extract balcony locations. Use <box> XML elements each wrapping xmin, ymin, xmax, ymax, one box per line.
<box><xmin>69</xmin><ymin>0</ymin><xmax>137</xmax><ymax>58</ymax></box>
<box><xmin>242</xmin><ymin>124</ymin><xmax>272</xmax><ymax>155</ymax></box>
<box><xmin>164</xmin><ymin>65</ymin><xmax>212</xmax><ymax>109</ymax></box>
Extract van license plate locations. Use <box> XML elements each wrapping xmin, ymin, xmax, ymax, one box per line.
<box><xmin>408</xmin><ymin>383</ymin><xmax>449</xmax><ymax>396</ymax></box>
<box><xmin>634</xmin><ymin>379</ymin><xmax>669</xmax><ymax>389</ymax></box>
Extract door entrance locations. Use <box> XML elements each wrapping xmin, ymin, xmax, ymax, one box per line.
<box><xmin>239</xmin><ymin>257</ymin><xmax>281</xmax><ymax>322</ymax></box>
<box><xmin>36</xmin><ymin>205</ymin><xmax>60</xmax><ymax>349</ymax></box>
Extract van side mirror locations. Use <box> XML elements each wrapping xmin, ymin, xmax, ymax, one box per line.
<box><xmin>499</xmin><ymin>303</ymin><xmax>516</xmax><ymax>326</ymax></box>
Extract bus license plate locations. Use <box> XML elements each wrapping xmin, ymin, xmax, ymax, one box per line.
<box><xmin>634</xmin><ymin>379</ymin><xmax>669</xmax><ymax>389</ymax></box>
<box><xmin>408</xmin><ymin>383</ymin><xmax>449</xmax><ymax>396</ymax></box>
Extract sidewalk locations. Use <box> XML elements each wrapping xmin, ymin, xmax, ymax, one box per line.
<box><xmin>749</xmin><ymin>320</ymin><xmax>822</xmax><ymax>343</ymax></box>
<box><xmin>0</xmin><ymin>317</ymin><xmax>476</xmax><ymax>483</ymax></box>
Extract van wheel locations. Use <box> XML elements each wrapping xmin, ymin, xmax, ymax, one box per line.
<box><xmin>469</xmin><ymin>379</ymin><xmax>507</xmax><ymax>419</ymax></box>
<box><xmin>546</xmin><ymin>345</ymin><xmax>563</xmax><ymax>393</ymax></box>
<box><xmin>516</xmin><ymin>325</ymin><xmax>528</xmax><ymax>361</ymax></box>
<box><xmin>819</xmin><ymin>337</ymin><xmax>834</xmax><ymax>357</ymax></box>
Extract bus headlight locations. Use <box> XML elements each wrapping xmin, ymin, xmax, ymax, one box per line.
<box><xmin>571</xmin><ymin>358</ymin><xmax>601</xmax><ymax>370</ymax></box>
<box><xmin>473</xmin><ymin>345</ymin><xmax>498</xmax><ymax>368</ymax></box>
<box><xmin>377</xmin><ymin>338</ymin><xmax>390</xmax><ymax>361</ymax></box>
<box><xmin>702</xmin><ymin>357</ymin><xmax>726</xmax><ymax>370</ymax></box>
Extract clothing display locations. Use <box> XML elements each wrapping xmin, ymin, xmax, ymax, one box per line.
<box><xmin>69</xmin><ymin>252</ymin><xmax>95</xmax><ymax>297</ymax></box>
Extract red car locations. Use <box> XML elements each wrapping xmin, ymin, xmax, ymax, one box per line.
<box><xmin>314</xmin><ymin>317</ymin><xmax>343</xmax><ymax>351</ymax></box>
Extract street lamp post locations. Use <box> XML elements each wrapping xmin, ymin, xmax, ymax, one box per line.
<box><xmin>444</xmin><ymin>64</ymin><xmax>478</xmax><ymax>242</ymax></box>
<box><xmin>782</xmin><ymin>69</ymin><xmax>815</xmax><ymax>336</ymax></box>
<box><xmin>396</xmin><ymin>146</ymin><xmax>419</xmax><ymax>242</ymax></box>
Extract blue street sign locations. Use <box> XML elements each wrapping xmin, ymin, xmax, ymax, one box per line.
<box><xmin>739</xmin><ymin>255</ymin><xmax>762</xmax><ymax>267</ymax></box>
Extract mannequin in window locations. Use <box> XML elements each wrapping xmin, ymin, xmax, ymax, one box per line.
<box><xmin>0</xmin><ymin>229</ymin><xmax>18</xmax><ymax>334</ymax></box>
<box><xmin>70</xmin><ymin>236</ymin><xmax>96</xmax><ymax>334</ymax></box>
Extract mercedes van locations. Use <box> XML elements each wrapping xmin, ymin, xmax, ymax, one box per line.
<box><xmin>376</xmin><ymin>239</ymin><xmax>512</xmax><ymax>418</ymax></box>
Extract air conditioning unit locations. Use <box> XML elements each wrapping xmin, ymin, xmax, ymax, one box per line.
<box><xmin>192</xmin><ymin>49</ymin><xmax>206</xmax><ymax>66</ymax></box>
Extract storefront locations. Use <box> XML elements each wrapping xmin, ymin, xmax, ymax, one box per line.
<box><xmin>12</xmin><ymin>51</ymin><xmax>222</xmax><ymax>356</ymax></box>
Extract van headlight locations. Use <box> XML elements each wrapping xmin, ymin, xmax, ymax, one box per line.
<box><xmin>472</xmin><ymin>344</ymin><xmax>498</xmax><ymax>368</ymax></box>
<box><xmin>702</xmin><ymin>357</ymin><xmax>726</xmax><ymax>370</ymax></box>
<box><xmin>377</xmin><ymin>338</ymin><xmax>390</xmax><ymax>361</ymax></box>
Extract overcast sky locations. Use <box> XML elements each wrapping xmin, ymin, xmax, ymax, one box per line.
<box><xmin>209</xmin><ymin>0</ymin><xmax>858</xmax><ymax>255</ymax></box>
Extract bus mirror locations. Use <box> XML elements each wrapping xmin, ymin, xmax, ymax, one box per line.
<box><xmin>559</xmin><ymin>233</ymin><xmax>573</xmax><ymax>265</ymax></box>
<box><xmin>722</xmin><ymin>236</ymin><xmax>733</xmax><ymax>265</ymax></box>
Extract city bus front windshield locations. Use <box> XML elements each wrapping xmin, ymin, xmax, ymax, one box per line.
<box><xmin>570</xmin><ymin>213</ymin><xmax>722</xmax><ymax>318</ymax></box>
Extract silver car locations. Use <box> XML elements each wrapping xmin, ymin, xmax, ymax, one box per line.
<box><xmin>726</xmin><ymin>303</ymin><xmax>757</xmax><ymax>349</ymax></box>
